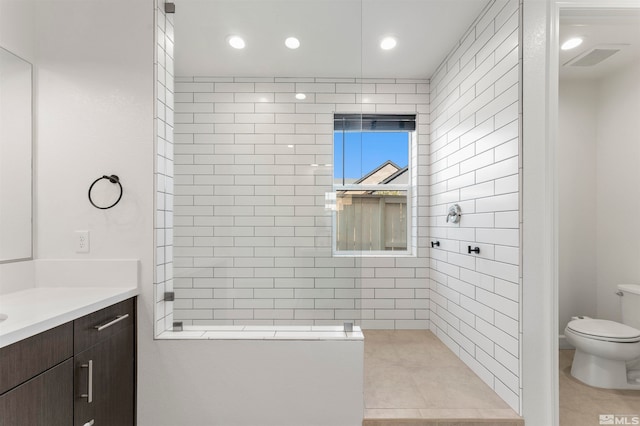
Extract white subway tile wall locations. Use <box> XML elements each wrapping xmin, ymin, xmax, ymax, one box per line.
<box><xmin>173</xmin><ymin>77</ymin><xmax>430</xmax><ymax>329</ymax></box>
<box><xmin>154</xmin><ymin>0</ymin><xmax>175</xmax><ymax>335</ymax></box>
<box><xmin>428</xmin><ymin>0</ymin><xmax>521</xmax><ymax>412</ymax></box>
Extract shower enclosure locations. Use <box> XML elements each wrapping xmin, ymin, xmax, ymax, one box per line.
<box><xmin>154</xmin><ymin>0</ymin><xmax>444</xmax><ymax>334</ymax></box>
<box><xmin>151</xmin><ymin>0</ymin><xmax>524</xmax><ymax>416</ymax></box>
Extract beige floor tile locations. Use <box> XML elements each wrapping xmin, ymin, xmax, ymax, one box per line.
<box><xmin>435</xmin><ymin>422</ymin><xmax>523</xmax><ymax>426</ymax></box>
<box><xmin>473</xmin><ymin>409</ymin><xmax>523</xmax><ymax>419</ymax></box>
<box><xmin>364</xmin><ymin>337</ymin><xmax>640</xmax><ymax>425</ymax></box>
<box><xmin>366</xmin><ymin>343</ymin><xmax>401</xmax><ymax>364</ymax></box>
<box><xmin>363</xmin><ymin>420</ymin><xmax>436</xmax><ymax>426</ymax></box>
<box><xmin>412</xmin><ymin>366</ymin><xmax>510</xmax><ymax>409</ymax></box>
<box><xmin>417</xmin><ymin>408</ymin><xmax>521</xmax><ymax>419</ymax></box>
<box><xmin>364</xmin><ymin>421</ymin><xmax>522</xmax><ymax>426</ymax></box>
<box><xmin>363</xmin><ymin>330</ymin><xmax>520</xmax><ymax>421</ymax></box>
<box><xmin>365</xmin><ymin>409</ymin><xmax>423</xmax><ymax>419</ymax></box>
<box><xmin>417</xmin><ymin>408</ymin><xmax>490</xmax><ymax>418</ymax></box>
<box><xmin>559</xmin><ymin>349</ymin><xmax>640</xmax><ymax>426</ymax></box>
<box><xmin>365</xmin><ymin>362</ymin><xmax>429</xmax><ymax>409</ymax></box>
<box><xmin>395</xmin><ymin>342</ymin><xmax>461</xmax><ymax>369</ymax></box>
<box><xmin>364</xmin><ymin>330</ymin><xmax>398</xmax><ymax>343</ymax></box>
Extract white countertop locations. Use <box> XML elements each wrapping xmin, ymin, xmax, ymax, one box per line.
<box><xmin>0</xmin><ymin>286</ymin><xmax>138</xmax><ymax>349</ymax></box>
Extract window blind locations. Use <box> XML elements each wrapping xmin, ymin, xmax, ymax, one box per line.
<box><xmin>334</xmin><ymin>114</ymin><xmax>416</xmax><ymax>131</ymax></box>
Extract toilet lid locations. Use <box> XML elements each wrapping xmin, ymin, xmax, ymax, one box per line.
<box><xmin>567</xmin><ymin>319</ymin><xmax>640</xmax><ymax>341</ymax></box>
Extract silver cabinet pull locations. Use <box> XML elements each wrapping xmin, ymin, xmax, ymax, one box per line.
<box><xmin>81</xmin><ymin>360</ymin><xmax>93</xmax><ymax>403</ymax></box>
<box><xmin>83</xmin><ymin>420</ymin><xmax>95</xmax><ymax>426</ymax></box>
<box><xmin>95</xmin><ymin>313</ymin><xmax>129</xmax><ymax>331</ymax></box>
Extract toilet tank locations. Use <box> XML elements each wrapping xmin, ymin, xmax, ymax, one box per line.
<box><xmin>618</xmin><ymin>284</ymin><xmax>640</xmax><ymax>329</ymax></box>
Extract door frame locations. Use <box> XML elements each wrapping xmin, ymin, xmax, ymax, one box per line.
<box><xmin>521</xmin><ymin>1</ymin><xmax>640</xmax><ymax>425</ymax></box>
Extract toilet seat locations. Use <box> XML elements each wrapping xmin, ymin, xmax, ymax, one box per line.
<box><xmin>567</xmin><ymin>319</ymin><xmax>640</xmax><ymax>343</ymax></box>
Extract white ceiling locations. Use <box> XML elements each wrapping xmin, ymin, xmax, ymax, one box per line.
<box><xmin>173</xmin><ymin>0</ymin><xmax>491</xmax><ymax>79</ymax></box>
<box><xmin>560</xmin><ymin>9</ymin><xmax>640</xmax><ymax>80</ymax></box>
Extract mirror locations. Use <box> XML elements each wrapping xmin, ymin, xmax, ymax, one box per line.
<box><xmin>0</xmin><ymin>46</ymin><xmax>33</xmax><ymax>263</ymax></box>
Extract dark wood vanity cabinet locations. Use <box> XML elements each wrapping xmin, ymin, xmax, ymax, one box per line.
<box><xmin>0</xmin><ymin>297</ymin><xmax>136</xmax><ymax>426</ymax></box>
<box><xmin>74</xmin><ymin>298</ymin><xmax>135</xmax><ymax>426</ymax></box>
<box><xmin>0</xmin><ymin>323</ymin><xmax>74</xmax><ymax>426</ymax></box>
<box><xmin>0</xmin><ymin>359</ymin><xmax>74</xmax><ymax>426</ymax></box>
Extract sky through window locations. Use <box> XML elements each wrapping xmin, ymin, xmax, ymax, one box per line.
<box><xmin>333</xmin><ymin>131</ymin><xmax>409</xmax><ymax>182</ymax></box>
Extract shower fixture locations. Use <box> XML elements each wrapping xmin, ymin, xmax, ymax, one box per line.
<box><xmin>446</xmin><ymin>204</ymin><xmax>461</xmax><ymax>224</ymax></box>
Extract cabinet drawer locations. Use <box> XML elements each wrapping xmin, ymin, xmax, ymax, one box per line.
<box><xmin>0</xmin><ymin>323</ymin><xmax>73</xmax><ymax>395</ymax></box>
<box><xmin>0</xmin><ymin>358</ymin><xmax>73</xmax><ymax>426</ymax></box>
<box><xmin>74</xmin><ymin>325</ymin><xmax>135</xmax><ymax>426</ymax></box>
<box><xmin>74</xmin><ymin>298</ymin><xmax>135</xmax><ymax>354</ymax></box>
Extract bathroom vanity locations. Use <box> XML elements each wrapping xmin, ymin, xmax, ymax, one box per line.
<box><xmin>0</xmin><ymin>289</ymin><xmax>137</xmax><ymax>426</ymax></box>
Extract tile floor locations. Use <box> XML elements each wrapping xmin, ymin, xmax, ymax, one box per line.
<box><xmin>559</xmin><ymin>349</ymin><xmax>640</xmax><ymax>426</ymax></box>
<box><xmin>363</xmin><ymin>330</ymin><xmax>523</xmax><ymax>426</ymax></box>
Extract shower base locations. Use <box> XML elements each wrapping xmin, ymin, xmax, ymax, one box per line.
<box><xmin>363</xmin><ymin>330</ymin><xmax>523</xmax><ymax>426</ymax></box>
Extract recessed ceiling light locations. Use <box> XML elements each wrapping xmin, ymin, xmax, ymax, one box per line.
<box><xmin>285</xmin><ymin>37</ymin><xmax>300</xmax><ymax>49</ymax></box>
<box><xmin>561</xmin><ymin>37</ymin><xmax>583</xmax><ymax>50</ymax></box>
<box><xmin>295</xmin><ymin>93</ymin><xmax>306</xmax><ymax>100</ymax></box>
<box><xmin>227</xmin><ymin>35</ymin><xmax>245</xmax><ymax>49</ymax></box>
<box><xmin>380</xmin><ymin>36</ymin><xmax>397</xmax><ymax>50</ymax></box>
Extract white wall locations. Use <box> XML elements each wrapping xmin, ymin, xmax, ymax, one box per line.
<box><xmin>138</xmin><ymin>339</ymin><xmax>364</xmax><ymax>426</ymax></box>
<box><xmin>0</xmin><ymin>261</ymin><xmax>35</xmax><ymax>294</ymax></box>
<box><xmin>595</xmin><ymin>59</ymin><xmax>640</xmax><ymax>321</ymax></box>
<box><xmin>172</xmin><ymin>77</ymin><xmax>429</xmax><ymax>329</ymax></box>
<box><xmin>34</xmin><ymin>0</ymin><xmax>154</xmax><ymax>265</ymax></box>
<box><xmin>428</xmin><ymin>0</ymin><xmax>521</xmax><ymax>411</ymax></box>
<box><xmin>557</xmin><ymin>79</ymin><xmax>598</xmax><ymax>334</ymax></box>
<box><xmin>558</xmin><ymin>60</ymin><xmax>640</xmax><ymax>329</ymax></box>
<box><xmin>0</xmin><ymin>0</ymin><xmax>35</xmax><ymax>63</ymax></box>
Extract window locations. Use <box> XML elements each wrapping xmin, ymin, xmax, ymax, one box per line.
<box><xmin>332</xmin><ymin>114</ymin><xmax>415</xmax><ymax>255</ymax></box>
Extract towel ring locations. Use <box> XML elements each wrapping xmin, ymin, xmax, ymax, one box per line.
<box><xmin>88</xmin><ymin>175</ymin><xmax>123</xmax><ymax>209</ymax></box>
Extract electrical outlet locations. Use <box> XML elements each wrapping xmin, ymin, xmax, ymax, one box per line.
<box><xmin>75</xmin><ymin>230</ymin><xmax>90</xmax><ymax>253</ymax></box>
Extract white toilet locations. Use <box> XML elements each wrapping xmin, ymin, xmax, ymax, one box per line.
<box><xmin>564</xmin><ymin>284</ymin><xmax>640</xmax><ymax>389</ymax></box>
